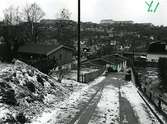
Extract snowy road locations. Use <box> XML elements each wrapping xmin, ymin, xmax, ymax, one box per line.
<box><xmin>32</xmin><ymin>73</ymin><xmax>161</xmax><ymax>124</ymax></box>
<box><xmin>74</xmin><ymin>73</ymin><xmax>160</xmax><ymax>124</ymax></box>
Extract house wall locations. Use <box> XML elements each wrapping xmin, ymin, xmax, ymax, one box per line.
<box><xmin>48</xmin><ymin>48</ymin><xmax>73</xmax><ymax>65</ymax></box>
<box><xmin>48</xmin><ymin>49</ymin><xmax>62</xmax><ymax>64</ymax></box>
<box><xmin>147</xmin><ymin>54</ymin><xmax>167</xmax><ymax>62</ymax></box>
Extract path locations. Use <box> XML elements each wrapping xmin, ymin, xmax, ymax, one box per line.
<box><xmin>74</xmin><ymin>73</ymin><xmax>160</xmax><ymax>124</ymax></box>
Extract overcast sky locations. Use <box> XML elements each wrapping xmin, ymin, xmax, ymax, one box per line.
<box><xmin>0</xmin><ymin>0</ymin><xmax>166</xmax><ymax>26</ymax></box>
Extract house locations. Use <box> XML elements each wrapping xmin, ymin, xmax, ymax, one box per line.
<box><xmin>147</xmin><ymin>42</ymin><xmax>167</xmax><ymax>62</ymax></box>
<box><xmin>17</xmin><ymin>43</ymin><xmax>74</xmax><ymax>73</ymax></box>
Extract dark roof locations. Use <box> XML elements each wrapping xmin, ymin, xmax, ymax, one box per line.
<box><xmin>18</xmin><ymin>44</ymin><xmax>74</xmax><ymax>56</ymax></box>
<box><xmin>147</xmin><ymin>42</ymin><xmax>167</xmax><ymax>54</ymax></box>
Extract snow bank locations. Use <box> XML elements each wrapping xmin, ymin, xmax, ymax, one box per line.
<box><xmin>0</xmin><ymin>60</ymin><xmax>69</xmax><ymax>123</ymax></box>
<box><xmin>31</xmin><ymin>76</ymin><xmax>105</xmax><ymax>124</ymax></box>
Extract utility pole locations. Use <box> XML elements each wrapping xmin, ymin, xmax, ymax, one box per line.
<box><xmin>132</xmin><ymin>40</ymin><xmax>135</xmax><ymax>65</ymax></box>
<box><xmin>77</xmin><ymin>0</ymin><xmax>81</xmax><ymax>82</ymax></box>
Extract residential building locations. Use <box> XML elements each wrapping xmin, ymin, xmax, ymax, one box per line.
<box><xmin>17</xmin><ymin>43</ymin><xmax>74</xmax><ymax>73</ymax></box>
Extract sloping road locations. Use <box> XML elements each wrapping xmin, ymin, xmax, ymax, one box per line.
<box><xmin>72</xmin><ymin>73</ymin><xmax>159</xmax><ymax>124</ymax></box>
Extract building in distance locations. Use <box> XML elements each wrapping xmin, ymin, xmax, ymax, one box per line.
<box><xmin>100</xmin><ymin>19</ymin><xmax>133</xmax><ymax>25</ymax></box>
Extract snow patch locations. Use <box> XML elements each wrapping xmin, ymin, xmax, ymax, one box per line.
<box><xmin>121</xmin><ymin>81</ymin><xmax>160</xmax><ymax>124</ymax></box>
<box><xmin>31</xmin><ymin>76</ymin><xmax>105</xmax><ymax>124</ymax></box>
<box><xmin>89</xmin><ymin>85</ymin><xmax>119</xmax><ymax>124</ymax></box>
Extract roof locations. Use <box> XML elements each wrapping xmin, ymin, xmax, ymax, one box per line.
<box><xmin>18</xmin><ymin>44</ymin><xmax>74</xmax><ymax>56</ymax></box>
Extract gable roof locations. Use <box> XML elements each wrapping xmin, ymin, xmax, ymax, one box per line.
<box><xmin>18</xmin><ymin>44</ymin><xmax>74</xmax><ymax>56</ymax></box>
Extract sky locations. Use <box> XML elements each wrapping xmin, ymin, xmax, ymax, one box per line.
<box><xmin>0</xmin><ymin>0</ymin><xmax>167</xmax><ymax>26</ymax></box>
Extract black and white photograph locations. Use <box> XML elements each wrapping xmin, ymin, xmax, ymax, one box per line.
<box><xmin>0</xmin><ymin>0</ymin><xmax>167</xmax><ymax>123</ymax></box>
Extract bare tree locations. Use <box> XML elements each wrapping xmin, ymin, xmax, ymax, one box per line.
<box><xmin>22</xmin><ymin>3</ymin><xmax>45</xmax><ymax>23</ymax></box>
<box><xmin>56</xmin><ymin>8</ymin><xmax>71</xmax><ymax>20</ymax></box>
<box><xmin>22</xmin><ymin>3</ymin><xmax>45</xmax><ymax>42</ymax></box>
<box><xmin>3</xmin><ymin>6</ymin><xmax>21</xmax><ymax>25</ymax></box>
<box><xmin>3</xmin><ymin>6</ymin><xmax>22</xmax><ymax>59</ymax></box>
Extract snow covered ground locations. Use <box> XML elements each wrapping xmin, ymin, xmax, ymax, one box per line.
<box><xmin>0</xmin><ymin>61</ymin><xmax>164</xmax><ymax>124</ymax></box>
<box><xmin>120</xmin><ymin>81</ymin><xmax>160</xmax><ymax>124</ymax></box>
<box><xmin>88</xmin><ymin>74</ymin><xmax>162</xmax><ymax>124</ymax></box>
<box><xmin>89</xmin><ymin>84</ymin><xmax>119</xmax><ymax>124</ymax></box>
<box><xmin>63</xmin><ymin>68</ymin><xmax>99</xmax><ymax>81</ymax></box>
<box><xmin>31</xmin><ymin>72</ymin><xmax>164</xmax><ymax>124</ymax></box>
<box><xmin>0</xmin><ymin>60</ymin><xmax>104</xmax><ymax>123</ymax></box>
<box><xmin>61</xmin><ymin>79</ymin><xmax>86</xmax><ymax>92</ymax></box>
<box><xmin>31</xmin><ymin>76</ymin><xmax>105</xmax><ymax>124</ymax></box>
<box><xmin>0</xmin><ymin>61</ymin><xmax>70</xmax><ymax>123</ymax></box>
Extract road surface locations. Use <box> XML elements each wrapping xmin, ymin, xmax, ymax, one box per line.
<box><xmin>71</xmin><ymin>73</ymin><xmax>160</xmax><ymax>124</ymax></box>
